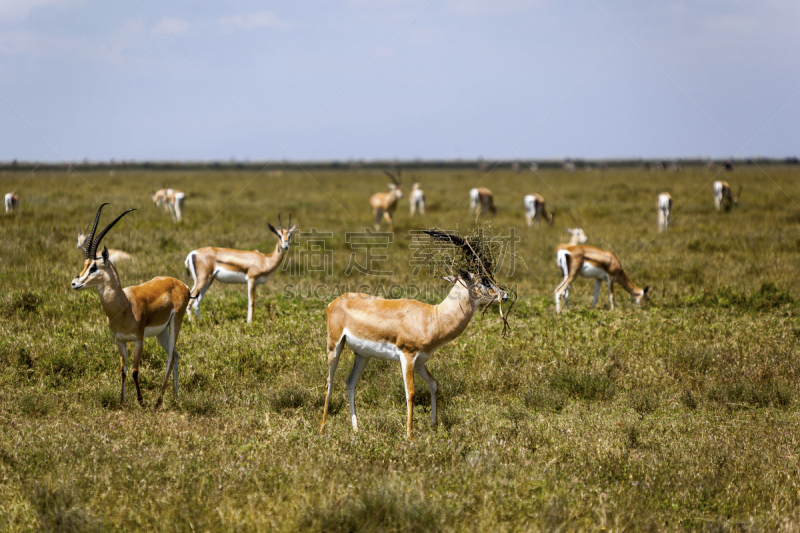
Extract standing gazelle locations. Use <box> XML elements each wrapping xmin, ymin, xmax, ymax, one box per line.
<box><xmin>523</xmin><ymin>194</ymin><xmax>555</xmax><ymax>228</ymax></box>
<box><xmin>320</xmin><ymin>231</ymin><xmax>508</xmax><ymax>439</ymax></box>
<box><xmin>370</xmin><ymin>170</ymin><xmax>403</xmax><ymax>231</ymax></box>
<box><xmin>409</xmin><ymin>183</ymin><xmax>425</xmax><ymax>215</ymax></box>
<box><xmin>713</xmin><ymin>181</ymin><xmax>740</xmax><ymax>211</ymax></box>
<box><xmin>71</xmin><ymin>204</ymin><xmax>190</xmax><ymax>409</ymax></box>
<box><xmin>469</xmin><ymin>187</ymin><xmax>496</xmax><ymax>216</ymax></box>
<box><xmin>185</xmin><ymin>214</ymin><xmax>297</xmax><ymax>323</ymax></box>
<box><xmin>657</xmin><ymin>193</ymin><xmax>672</xmax><ymax>232</ymax></box>
<box><xmin>555</xmin><ymin>245</ymin><xmax>651</xmax><ymax>313</ymax></box>
<box><xmin>5</xmin><ymin>193</ymin><xmax>19</xmax><ymax>213</ymax></box>
<box><xmin>77</xmin><ymin>225</ymin><xmax>132</xmax><ymax>264</ymax></box>
<box><xmin>153</xmin><ymin>188</ymin><xmax>186</xmax><ymax>222</ymax></box>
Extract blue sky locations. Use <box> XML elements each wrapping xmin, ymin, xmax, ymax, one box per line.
<box><xmin>0</xmin><ymin>0</ymin><xmax>797</xmax><ymax>162</ymax></box>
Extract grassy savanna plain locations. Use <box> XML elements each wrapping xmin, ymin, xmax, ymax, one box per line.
<box><xmin>1</xmin><ymin>164</ymin><xmax>800</xmax><ymax>531</ymax></box>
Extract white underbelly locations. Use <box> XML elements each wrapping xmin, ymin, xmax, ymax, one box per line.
<box><xmin>214</xmin><ymin>268</ymin><xmax>248</xmax><ymax>284</ymax></box>
<box><xmin>343</xmin><ymin>329</ymin><xmax>402</xmax><ymax>362</ymax></box>
<box><xmin>581</xmin><ymin>263</ymin><xmax>609</xmax><ymax>281</ymax></box>
<box><xmin>115</xmin><ymin>323</ymin><xmax>167</xmax><ymax>342</ymax></box>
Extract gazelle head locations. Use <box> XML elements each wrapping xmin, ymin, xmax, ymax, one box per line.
<box><xmin>72</xmin><ymin>204</ymin><xmax>135</xmax><ymax>291</ymax></box>
<box><xmin>412</xmin><ymin>182</ymin><xmax>420</xmax><ymax>192</ymax></box>
<box><xmin>566</xmin><ymin>227</ymin><xmax>587</xmax><ymax>244</ymax></box>
<box><xmin>384</xmin><ymin>170</ymin><xmax>403</xmax><ymax>199</ymax></box>
<box><xmin>445</xmin><ymin>269</ymin><xmax>509</xmax><ymax>305</ymax></box>
<box><xmin>634</xmin><ymin>286</ymin><xmax>653</xmax><ymax>306</ymax></box>
<box><xmin>268</xmin><ymin>213</ymin><xmax>297</xmax><ymax>251</ymax></box>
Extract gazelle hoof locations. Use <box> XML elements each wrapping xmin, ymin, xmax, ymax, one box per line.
<box><xmin>154</xmin><ymin>398</ymin><xmax>163</xmax><ymax>411</ymax></box>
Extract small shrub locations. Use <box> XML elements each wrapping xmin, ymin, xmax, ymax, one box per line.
<box><xmin>629</xmin><ymin>388</ymin><xmax>660</xmax><ymax>419</ymax></box>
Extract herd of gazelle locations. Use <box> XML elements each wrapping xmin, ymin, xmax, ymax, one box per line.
<box><xmin>20</xmin><ymin>169</ymin><xmax>739</xmax><ymax>437</ymax></box>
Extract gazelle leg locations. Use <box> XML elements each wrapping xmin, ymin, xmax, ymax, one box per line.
<box><xmin>320</xmin><ymin>337</ymin><xmax>344</xmax><ymax>434</ymax></box>
<box><xmin>373</xmin><ymin>209</ymin><xmax>382</xmax><ymax>231</ymax></box>
<box><xmin>116</xmin><ymin>341</ymin><xmax>128</xmax><ymax>406</ymax></box>
<box><xmin>400</xmin><ymin>353</ymin><xmax>415</xmax><ymax>439</ymax></box>
<box><xmin>415</xmin><ymin>363</ymin><xmax>438</xmax><ymax>429</ymax></box>
<box><xmin>154</xmin><ymin>314</ymin><xmax>176</xmax><ymax>409</ymax></box>
<box><xmin>345</xmin><ymin>354</ymin><xmax>369</xmax><ymax>431</ymax></box>
<box><xmin>383</xmin><ymin>211</ymin><xmax>393</xmax><ymax>232</ymax></box>
<box><xmin>608</xmin><ymin>280</ymin><xmax>615</xmax><ymax>310</ymax></box>
<box><xmin>419</xmin><ymin>203</ymin><xmax>425</xmax><ymax>215</ymax></box>
<box><xmin>131</xmin><ymin>338</ymin><xmax>147</xmax><ymax>408</ymax></box>
<box><xmin>247</xmin><ymin>278</ymin><xmax>256</xmax><ymax>323</ymax></box>
<box><xmin>592</xmin><ymin>279</ymin><xmax>601</xmax><ymax>308</ymax></box>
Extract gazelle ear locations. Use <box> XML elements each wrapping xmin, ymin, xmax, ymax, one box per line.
<box><xmin>101</xmin><ymin>246</ymin><xmax>110</xmax><ymax>265</ymax></box>
<box><xmin>268</xmin><ymin>223</ymin><xmax>280</xmax><ymax>237</ymax></box>
<box><xmin>289</xmin><ymin>224</ymin><xmax>297</xmax><ymax>234</ymax></box>
<box><xmin>443</xmin><ymin>275</ymin><xmax>458</xmax><ymax>284</ymax></box>
<box><xmin>458</xmin><ymin>268</ymin><xmax>472</xmax><ymax>280</ymax></box>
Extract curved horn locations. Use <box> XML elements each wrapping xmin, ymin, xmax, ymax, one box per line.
<box><xmin>278</xmin><ymin>213</ymin><xmax>283</xmax><ymax>230</ymax></box>
<box><xmin>85</xmin><ymin>203</ymin><xmax>109</xmax><ymax>259</ymax></box>
<box><xmin>288</xmin><ymin>213</ymin><xmax>291</xmax><ymax>228</ymax></box>
<box><xmin>383</xmin><ymin>170</ymin><xmax>400</xmax><ymax>186</ymax></box>
<box><xmin>89</xmin><ymin>208</ymin><xmax>136</xmax><ymax>259</ymax></box>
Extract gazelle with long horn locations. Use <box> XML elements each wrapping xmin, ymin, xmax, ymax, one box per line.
<box><xmin>555</xmin><ymin>244</ymin><xmax>651</xmax><ymax>313</ymax></box>
<box><xmin>713</xmin><ymin>181</ymin><xmax>740</xmax><ymax>211</ymax></box>
<box><xmin>185</xmin><ymin>214</ymin><xmax>297</xmax><ymax>323</ymax></box>
<box><xmin>523</xmin><ymin>194</ymin><xmax>555</xmax><ymax>228</ymax></box>
<box><xmin>320</xmin><ymin>230</ymin><xmax>509</xmax><ymax>439</ymax></box>
<box><xmin>658</xmin><ymin>193</ymin><xmax>672</xmax><ymax>231</ymax></box>
<box><xmin>469</xmin><ymin>187</ymin><xmax>496</xmax><ymax>216</ymax></box>
<box><xmin>409</xmin><ymin>182</ymin><xmax>425</xmax><ymax>216</ymax></box>
<box><xmin>71</xmin><ymin>204</ymin><xmax>190</xmax><ymax>409</ymax></box>
<box><xmin>5</xmin><ymin>193</ymin><xmax>19</xmax><ymax>213</ymax></box>
<box><xmin>152</xmin><ymin>188</ymin><xmax>186</xmax><ymax>222</ymax></box>
<box><xmin>370</xmin><ymin>170</ymin><xmax>403</xmax><ymax>231</ymax></box>
<box><xmin>77</xmin><ymin>224</ymin><xmax>132</xmax><ymax>264</ymax></box>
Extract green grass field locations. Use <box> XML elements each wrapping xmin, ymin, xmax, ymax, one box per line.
<box><xmin>1</xmin><ymin>164</ymin><xmax>799</xmax><ymax>531</ymax></box>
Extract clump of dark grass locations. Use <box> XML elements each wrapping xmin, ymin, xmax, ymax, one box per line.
<box><xmin>682</xmin><ymin>281</ymin><xmax>793</xmax><ymax>311</ymax></box>
<box><xmin>93</xmin><ymin>386</ymin><xmax>120</xmax><ymax>411</ymax></box>
<box><xmin>549</xmin><ymin>366</ymin><xmax>617</xmax><ymax>401</ymax></box>
<box><xmin>17</xmin><ymin>391</ymin><xmax>50</xmax><ymax>417</ymax></box>
<box><xmin>298</xmin><ymin>485</ymin><xmax>443</xmax><ymax>533</ymax></box>
<box><xmin>5</xmin><ymin>291</ymin><xmax>42</xmax><ymax>316</ymax></box>
<box><xmin>268</xmin><ymin>386</ymin><xmax>309</xmax><ymax>413</ymax></box>
<box><xmin>181</xmin><ymin>393</ymin><xmax>218</xmax><ymax>417</ymax></box>
<box><xmin>680</xmin><ymin>388</ymin><xmax>699</xmax><ymax>410</ymax></box>
<box><xmin>629</xmin><ymin>388</ymin><xmax>660</xmax><ymax>419</ymax></box>
<box><xmin>523</xmin><ymin>385</ymin><xmax>567</xmax><ymax>412</ymax></box>
<box><xmin>707</xmin><ymin>377</ymin><xmax>792</xmax><ymax>409</ymax></box>
<box><xmin>29</xmin><ymin>483</ymin><xmax>97</xmax><ymax>533</ymax></box>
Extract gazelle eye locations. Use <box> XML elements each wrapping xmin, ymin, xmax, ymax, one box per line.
<box><xmin>89</xmin><ymin>265</ymin><xmax>97</xmax><ymax>273</ymax></box>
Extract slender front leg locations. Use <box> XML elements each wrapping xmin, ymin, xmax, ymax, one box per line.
<box><xmin>400</xmin><ymin>353</ymin><xmax>415</xmax><ymax>439</ymax></box>
<box><xmin>592</xmin><ymin>279</ymin><xmax>601</xmax><ymax>308</ymax></box>
<box><xmin>131</xmin><ymin>338</ymin><xmax>147</xmax><ymax>408</ymax></box>
<box><xmin>345</xmin><ymin>354</ymin><xmax>370</xmax><ymax>431</ymax></box>
<box><xmin>383</xmin><ymin>211</ymin><xmax>393</xmax><ymax>232</ymax></box>
<box><xmin>116</xmin><ymin>341</ymin><xmax>128</xmax><ymax>406</ymax></box>
<box><xmin>373</xmin><ymin>209</ymin><xmax>382</xmax><ymax>231</ymax></box>
<box><xmin>247</xmin><ymin>278</ymin><xmax>256</xmax><ymax>323</ymax></box>
<box><xmin>415</xmin><ymin>363</ymin><xmax>438</xmax><ymax>429</ymax></box>
<box><xmin>608</xmin><ymin>280</ymin><xmax>615</xmax><ymax>310</ymax></box>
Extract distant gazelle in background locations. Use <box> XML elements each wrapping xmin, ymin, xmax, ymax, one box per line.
<box><xmin>555</xmin><ymin>244</ymin><xmax>651</xmax><ymax>313</ymax></box>
<box><xmin>4</xmin><ymin>193</ymin><xmax>19</xmax><ymax>213</ymax></box>
<box><xmin>77</xmin><ymin>225</ymin><xmax>132</xmax><ymax>264</ymax></box>
<box><xmin>713</xmin><ymin>181</ymin><xmax>740</xmax><ymax>211</ymax></box>
<box><xmin>152</xmin><ymin>188</ymin><xmax>186</xmax><ymax>222</ymax></box>
<box><xmin>523</xmin><ymin>194</ymin><xmax>555</xmax><ymax>228</ymax></box>
<box><xmin>185</xmin><ymin>215</ymin><xmax>297</xmax><ymax>323</ymax></box>
<box><xmin>657</xmin><ymin>193</ymin><xmax>672</xmax><ymax>232</ymax></box>
<box><xmin>370</xmin><ymin>170</ymin><xmax>403</xmax><ymax>231</ymax></box>
<box><xmin>469</xmin><ymin>187</ymin><xmax>496</xmax><ymax>216</ymax></box>
<box><xmin>71</xmin><ymin>204</ymin><xmax>190</xmax><ymax>409</ymax></box>
<box><xmin>409</xmin><ymin>183</ymin><xmax>425</xmax><ymax>216</ymax></box>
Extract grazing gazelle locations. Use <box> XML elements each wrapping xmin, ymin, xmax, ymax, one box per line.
<box><xmin>320</xmin><ymin>230</ymin><xmax>509</xmax><ymax>439</ymax></box>
<box><xmin>713</xmin><ymin>181</ymin><xmax>740</xmax><ymax>211</ymax></box>
<box><xmin>555</xmin><ymin>245</ymin><xmax>651</xmax><ymax>313</ymax></box>
<box><xmin>657</xmin><ymin>193</ymin><xmax>673</xmax><ymax>232</ymax></box>
<box><xmin>152</xmin><ymin>188</ymin><xmax>186</xmax><ymax>222</ymax></box>
<box><xmin>185</xmin><ymin>214</ymin><xmax>297</xmax><ymax>323</ymax></box>
<box><xmin>469</xmin><ymin>187</ymin><xmax>496</xmax><ymax>216</ymax></box>
<box><xmin>370</xmin><ymin>170</ymin><xmax>403</xmax><ymax>231</ymax></box>
<box><xmin>77</xmin><ymin>225</ymin><xmax>132</xmax><ymax>264</ymax></box>
<box><xmin>4</xmin><ymin>193</ymin><xmax>18</xmax><ymax>213</ymax></box>
<box><xmin>409</xmin><ymin>182</ymin><xmax>425</xmax><ymax>215</ymax></box>
<box><xmin>71</xmin><ymin>204</ymin><xmax>190</xmax><ymax>409</ymax></box>
<box><xmin>523</xmin><ymin>194</ymin><xmax>556</xmax><ymax>228</ymax></box>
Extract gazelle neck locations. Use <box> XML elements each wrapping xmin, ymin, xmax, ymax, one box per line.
<box><xmin>434</xmin><ymin>281</ymin><xmax>481</xmax><ymax>344</ymax></box>
<box><xmin>615</xmin><ymin>270</ymin><xmax>643</xmax><ymax>296</ymax></box>
<box><xmin>96</xmin><ymin>264</ymin><xmax>131</xmax><ymax>319</ymax></box>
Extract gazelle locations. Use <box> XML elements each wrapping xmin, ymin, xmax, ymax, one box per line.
<box><xmin>71</xmin><ymin>204</ymin><xmax>190</xmax><ymax>409</ymax></box>
<box><xmin>5</xmin><ymin>193</ymin><xmax>18</xmax><ymax>213</ymax></box>
<box><xmin>658</xmin><ymin>193</ymin><xmax>672</xmax><ymax>232</ymax></box>
<box><xmin>185</xmin><ymin>214</ymin><xmax>297</xmax><ymax>323</ymax></box>
<box><xmin>555</xmin><ymin>245</ymin><xmax>651</xmax><ymax>313</ymax></box>
<box><xmin>523</xmin><ymin>194</ymin><xmax>555</xmax><ymax>228</ymax></box>
<box><xmin>409</xmin><ymin>182</ymin><xmax>425</xmax><ymax>215</ymax></box>
<box><xmin>563</xmin><ymin>227</ymin><xmax>588</xmax><ymax>246</ymax></box>
<box><xmin>469</xmin><ymin>187</ymin><xmax>496</xmax><ymax>216</ymax></box>
<box><xmin>152</xmin><ymin>188</ymin><xmax>186</xmax><ymax>222</ymax></box>
<box><xmin>713</xmin><ymin>181</ymin><xmax>740</xmax><ymax>211</ymax></box>
<box><xmin>320</xmin><ymin>230</ymin><xmax>508</xmax><ymax>439</ymax></box>
<box><xmin>370</xmin><ymin>170</ymin><xmax>403</xmax><ymax>231</ymax></box>
<box><xmin>77</xmin><ymin>225</ymin><xmax>132</xmax><ymax>264</ymax></box>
